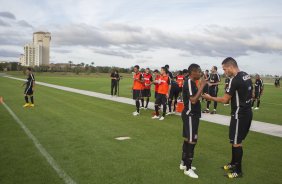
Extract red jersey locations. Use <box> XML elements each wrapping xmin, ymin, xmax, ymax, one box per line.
<box><xmin>158</xmin><ymin>75</ymin><xmax>171</xmax><ymax>95</ymax></box>
<box><xmin>154</xmin><ymin>74</ymin><xmax>161</xmax><ymax>93</ymax></box>
<box><xmin>143</xmin><ymin>73</ymin><xmax>153</xmax><ymax>89</ymax></box>
<box><xmin>133</xmin><ymin>72</ymin><xmax>143</xmax><ymax>90</ymax></box>
<box><xmin>176</xmin><ymin>75</ymin><xmax>184</xmax><ymax>88</ymax></box>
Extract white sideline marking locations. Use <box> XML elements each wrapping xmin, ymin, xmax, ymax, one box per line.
<box><xmin>3</xmin><ymin>75</ymin><xmax>282</xmax><ymax>138</ymax></box>
<box><xmin>2</xmin><ymin>102</ymin><xmax>76</xmax><ymax>184</ymax></box>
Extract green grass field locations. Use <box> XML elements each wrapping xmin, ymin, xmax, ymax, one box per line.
<box><xmin>6</xmin><ymin>71</ymin><xmax>282</xmax><ymax>125</ymax></box>
<box><xmin>0</xmin><ymin>74</ymin><xmax>282</xmax><ymax>184</ymax></box>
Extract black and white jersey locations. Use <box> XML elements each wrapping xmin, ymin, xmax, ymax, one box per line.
<box><xmin>226</xmin><ymin>71</ymin><xmax>253</xmax><ymax>119</ymax></box>
<box><xmin>26</xmin><ymin>73</ymin><xmax>35</xmax><ymax>88</ymax></box>
<box><xmin>225</xmin><ymin>77</ymin><xmax>230</xmax><ymax>90</ymax></box>
<box><xmin>209</xmin><ymin>73</ymin><xmax>221</xmax><ymax>88</ymax></box>
<box><xmin>182</xmin><ymin>78</ymin><xmax>201</xmax><ymax>118</ymax></box>
<box><xmin>254</xmin><ymin>78</ymin><xmax>263</xmax><ymax>93</ymax></box>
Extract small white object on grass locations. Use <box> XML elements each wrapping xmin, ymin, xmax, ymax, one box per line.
<box><xmin>115</xmin><ymin>137</ymin><xmax>131</xmax><ymax>141</ymax></box>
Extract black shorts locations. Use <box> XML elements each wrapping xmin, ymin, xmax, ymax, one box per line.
<box><xmin>179</xmin><ymin>87</ymin><xmax>183</xmax><ymax>93</ymax></box>
<box><xmin>182</xmin><ymin>111</ymin><xmax>200</xmax><ymax>142</ymax></box>
<box><xmin>155</xmin><ymin>94</ymin><xmax>167</xmax><ymax>105</ymax></box>
<box><xmin>203</xmin><ymin>84</ymin><xmax>209</xmax><ymax>94</ymax></box>
<box><xmin>133</xmin><ymin>90</ymin><xmax>143</xmax><ymax>100</ymax></box>
<box><xmin>169</xmin><ymin>87</ymin><xmax>180</xmax><ymax>100</ymax></box>
<box><xmin>143</xmin><ymin>89</ymin><xmax>151</xmax><ymax>97</ymax></box>
<box><xmin>229</xmin><ymin>112</ymin><xmax>252</xmax><ymax>144</ymax></box>
<box><xmin>155</xmin><ymin>92</ymin><xmax>159</xmax><ymax>99</ymax></box>
<box><xmin>208</xmin><ymin>86</ymin><xmax>218</xmax><ymax>97</ymax></box>
<box><xmin>24</xmin><ymin>87</ymin><xmax>33</xmax><ymax>95</ymax></box>
<box><xmin>254</xmin><ymin>91</ymin><xmax>261</xmax><ymax>99</ymax></box>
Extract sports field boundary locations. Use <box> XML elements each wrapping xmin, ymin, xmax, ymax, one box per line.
<box><xmin>0</xmin><ymin>98</ymin><xmax>77</xmax><ymax>184</ymax></box>
<box><xmin>3</xmin><ymin>75</ymin><xmax>282</xmax><ymax>138</ymax></box>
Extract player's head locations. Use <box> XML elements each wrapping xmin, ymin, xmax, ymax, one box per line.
<box><xmin>183</xmin><ymin>69</ymin><xmax>188</xmax><ymax>76</ymax></box>
<box><xmin>178</xmin><ymin>70</ymin><xmax>183</xmax><ymax>75</ymax></box>
<box><xmin>205</xmin><ymin>70</ymin><xmax>209</xmax><ymax>74</ymax></box>
<box><xmin>222</xmin><ymin>57</ymin><xmax>238</xmax><ymax>77</ymax></box>
<box><xmin>211</xmin><ymin>66</ymin><xmax>217</xmax><ymax>73</ymax></box>
<box><xmin>134</xmin><ymin>65</ymin><xmax>140</xmax><ymax>73</ymax></box>
<box><xmin>256</xmin><ymin>74</ymin><xmax>260</xmax><ymax>79</ymax></box>
<box><xmin>188</xmin><ymin>64</ymin><xmax>201</xmax><ymax>80</ymax></box>
<box><xmin>153</xmin><ymin>69</ymin><xmax>159</xmax><ymax>75</ymax></box>
<box><xmin>161</xmin><ymin>67</ymin><xmax>168</xmax><ymax>75</ymax></box>
<box><xmin>26</xmin><ymin>67</ymin><xmax>32</xmax><ymax>74</ymax></box>
<box><xmin>145</xmin><ymin>68</ymin><xmax>150</xmax><ymax>74</ymax></box>
<box><xmin>165</xmin><ymin>64</ymin><xmax>169</xmax><ymax>70</ymax></box>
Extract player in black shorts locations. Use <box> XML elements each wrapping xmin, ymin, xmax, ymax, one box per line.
<box><xmin>22</xmin><ymin>67</ymin><xmax>35</xmax><ymax>108</ymax></box>
<box><xmin>179</xmin><ymin>64</ymin><xmax>207</xmax><ymax>179</ymax></box>
<box><xmin>203</xmin><ymin>57</ymin><xmax>253</xmax><ymax>179</ymax></box>
<box><xmin>252</xmin><ymin>74</ymin><xmax>263</xmax><ymax>110</ymax></box>
<box><xmin>202</xmin><ymin>66</ymin><xmax>220</xmax><ymax>114</ymax></box>
<box><xmin>274</xmin><ymin>76</ymin><xmax>280</xmax><ymax>88</ymax></box>
<box><xmin>167</xmin><ymin>80</ymin><xmax>180</xmax><ymax>115</ymax></box>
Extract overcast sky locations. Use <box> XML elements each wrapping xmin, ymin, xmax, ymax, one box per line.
<box><xmin>0</xmin><ymin>0</ymin><xmax>282</xmax><ymax>74</ymax></box>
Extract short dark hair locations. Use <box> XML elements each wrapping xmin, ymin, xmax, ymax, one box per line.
<box><xmin>222</xmin><ymin>57</ymin><xmax>238</xmax><ymax>67</ymax></box>
<box><xmin>213</xmin><ymin>66</ymin><xmax>218</xmax><ymax>71</ymax></box>
<box><xmin>27</xmin><ymin>67</ymin><xmax>32</xmax><ymax>71</ymax></box>
<box><xmin>178</xmin><ymin>71</ymin><xmax>183</xmax><ymax>75</ymax></box>
<box><xmin>146</xmin><ymin>67</ymin><xmax>150</xmax><ymax>70</ymax></box>
<box><xmin>182</xmin><ymin>69</ymin><xmax>188</xmax><ymax>74</ymax></box>
<box><xmin>205</xmin><ymin>70</ymin><xmax>209</xmax><ymax>73</ymax></box>
<box><xmin>134</xmin><ymin>65</ymin><xmax>140</xmax><ymax>70</ymax></box>
<box><xmin>188</xmin><ymin>64</ymin><xmax>201</xmax><ymax>74</ymax></box>
<box><xmin>153</xmin><ymin>69</ymin><xmax>159</xmax><ymax>73</ymax></box>
<box><xmin>165</xmin><ymin>64</ymin><xmax>169</xmax><ymax>69</ymax></box>
<box><xmin>161</xmin><ymin>66</ymin><xmax>168</xmax><ymax>74</ymax></box>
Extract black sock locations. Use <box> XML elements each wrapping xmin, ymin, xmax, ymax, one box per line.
<box><xmin>233</xmin><ymin>146</ymin><xmax>243</xmax><ymax>173</ymax></box>
<box><xmin>231</xmin><ymin>146</ymin><xmax>235</xmax><ymax>165</ymax></box>
<box><xmin>168</xmin><ymin>100</ymin><xmax>172</xmax><ymax>112</ymax></box>
<box><xmin>162</xmin><ymin>103</ymin><xmax>167</xmax><ymax>117</ymax></box>
<box><xmin>214</xmin><ymin>101</ymin><xmax>217</xmax><ymax>110</ymax></box>
<box><xmin>30</xmin><ymin>96</ymin><xmax>34</xmax><ymax>104</ymax></box>
<box><xmin>252</xmin><ymin>99</ymin><xmax>255</xmax><ymax>107</ymax></box>
<box><xmin>207</xmin><ymin>101</ymin><xmax>210</xmax><ymax>109</ymax></box>
<box><xmin>145</xmin><ymin>97</ymin><xmax>149</xmax><ymax>108</ymax></box>
<box><xmin>184</xmin><ymin>143</ymin><xmax>196</xmax><ymax>169</ymax></box>
<box><xmin>182</xmin><ymin>141</ymin><xmax>188</xmax><ymax>163</ymax></box>
<box><xmin>173</xmin><ymin>100</ymin><xmax>177</xmax><ymax>111</ymax></box>
<box><xmin>136</xmin><ymin>100</ymin><xmax>140</xmax><ymax>113</ymax></box>
<box><xmin>141</xmin><ymin>99</ymin><xmax>144</xmax><ymax>107</ymax></box>
<box><xmin>155</xmin><ymin>105</ymin><xmax>159</xmax><ymax>116</ymax></box>
<box><xmin>25</xmin><ymin>96</ymin><xmax>28</xmax><ymax>103</ymax></box>
<box><xmin>257</xmin><ymin>100</ymin><xmax>260</xmax><ymax>108</ymax></box>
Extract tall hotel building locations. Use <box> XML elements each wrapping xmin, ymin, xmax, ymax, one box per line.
<box><xmin>20</xmin><ymin>32</ymin><xmax>51</xmax><ymax>66</ymax></box>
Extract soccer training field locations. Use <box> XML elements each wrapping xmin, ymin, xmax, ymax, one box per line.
<box><xmin>0</xmin><ymin>73</ymin><xmax>282</xmax><ymax>184</ymax></box>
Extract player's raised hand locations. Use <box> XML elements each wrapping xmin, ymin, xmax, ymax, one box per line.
<box><xmin>202</xmin><ymin>93</ymin><xmax>212</xmax><ymax>100</ymax></box>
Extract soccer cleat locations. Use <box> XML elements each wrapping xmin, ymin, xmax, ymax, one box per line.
<box><xmin>210</xmin><ymin>110</ymin><xmax>217</xmax><ymax>114</ymax></box>
<box><xmin>202</xmin><ymin>109</ymin><xmax>209</xmax><ymax>113</ymax></box>
<box><xmin>29</xmin><ymin>104</ymin><xmax>34</xmax><ymax>107</ymax></box>
<box><xmin>140</xmin><ymin>106</ymin><xmax>144</xmax><ymax>109</ymax></box>
<box><xmin>144</xmin><ymin>107</ymin><xmax>148</xmax><ymax>110</ymax></box>
<box><xmin>254</xmin><ymin>107</ymin><xmax>259</xmax><ymax>110</ymax></box>
<box><xmin>159</xmin><ymin>116</ymin><xmax>165</xmax><ymax>121</ymax></box>
<box><xmin>166</xmin><ymin>112</ymin><xmax>172</xmax><ymax>115</ymax></box>
<box><xmin>179</xmin><ymin>161</ymin><xmax>196</xmax><ymax>171</ymax></box>
<box><xmin>152</xmin><ymin>115</ymin><xmax>160</xmax><ymax>119</ymax></box>
<box><xmin>222</xmin><ymin>163</ymin><xmax>235</xmax><ymax>171</ymax></box>
<box><xmin>225</xmin><ymin>171</ymin><xmax>243</xmax><ymax>179</ymax></box>
<box><xmin>23</xmin><ymin>103</ymin><xmax>30</xmax><ymax>108</ymax></box>
<box><xmin>251</xmin><ymin>107</ymin><xmax>254</xmax><ymax>109</ymax></box>
<box><xmin>132</xmin><ymin>111</ymin><xmax>140</xmax><ymax>116</ymax></box>
<box><xmin>184</xmin><ymin>169</ymin><xmax>199</xmax><ymax>179</ymax></box>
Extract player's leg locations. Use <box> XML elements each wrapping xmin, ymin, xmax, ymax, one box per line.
<box><xmin>167</xmin><ymin>90</ymin><xmax>173</xmax><ymax>114</ymax></box>
<box><xmin>145</xmin><ymin>90</ymin><xmax>150</xmax><ymax>109</ymax></box>
<box><xmin>160</xmin><ymin>95</ymin><xmax>167</xmax><ymax>120</ymax></box>
<box><xmin>111</xmin><ymin>82</ymin><xmax>114</xmax><ymax>96</ymax></box>
<box><xmin>210</xmin><ymin>87</ymin><xmax>217</xmax><ymax>114</ymax></box>
<box><xmin>173</xmin><ymin>90</ymin><xmax>179</xmax><ymax>112</ymax></box>
<box><xmin>114</xmin><ymin>82</ymin><xmax>117</xmax><ymax>96</ymax></box>
<box><xmin>181</xmin><ymin>113</ymin><xmax>199</xmax><ymax>178</ymax></box>
<box><xmin>132</xmin><ymin>90</ymin><xmax>140</xmax><ymax>116</ymax></box>
<box><xmin>152</xmin><ymin>95</ymin><xmax>161</xmax><ymax>119</ymax></box>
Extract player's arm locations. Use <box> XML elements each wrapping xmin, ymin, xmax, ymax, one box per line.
<box><xmin>203</xmin><ymin>93</ymin><xmax>231</xmax><ymax>104</ymax></box>
<box><xmin>190</xmin><ymin>78</ymin><xmax>207</xmax><ymax>104</ymax></box>
<box><xmin>166</xmin><ymin>77</ymin><xmax>171</xmax><ymax>98</ymax></box>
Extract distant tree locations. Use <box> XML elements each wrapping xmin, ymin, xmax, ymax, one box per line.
<box><xmin>80</xmin><ymin>62</ymin><xmax>85</xmax><ymax>67</ymax></box>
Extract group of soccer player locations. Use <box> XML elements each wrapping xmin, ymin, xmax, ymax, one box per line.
<box><xmin>130</xmin><ymin>57</ymin><xmax>259</xmax><ymax>179</ymax></box>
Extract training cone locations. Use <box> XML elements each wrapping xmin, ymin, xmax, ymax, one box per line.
<box><xmin>176</xmin><ymin>101</ymin><xmax>184</xmax><ymax>113</ymax></box>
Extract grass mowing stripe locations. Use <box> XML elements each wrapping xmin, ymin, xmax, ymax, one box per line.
<box><xmin>1</xmin><ymin>101</ymin><xmax>77</xmax><ymax>184</ymax></box>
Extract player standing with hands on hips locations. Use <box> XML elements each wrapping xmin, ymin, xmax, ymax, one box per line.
<box><xmin>202</xmin><ymin>57</ymin><xmax>253</xmax><ymax>179</ymax></box>
<box><xmin>179</xmin><ymin>64</ymin><xmax>207</xmax><ymax>178</ymax></box>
